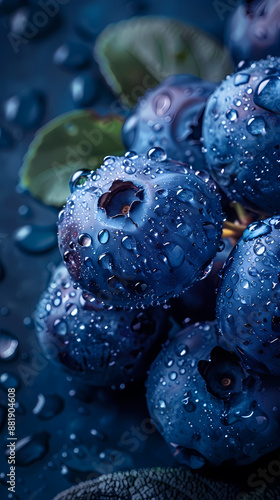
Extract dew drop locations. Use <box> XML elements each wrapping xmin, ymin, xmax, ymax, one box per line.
<box><xmin>226</xmin><ymin>109</ymin><xmax>238</xmax><ymax>122</ymax></box>
<box><xmin>176</xmin><ymin>188</ymin><xmax>194</xmax><ymax>203</ymax></box>
<box><xmin>202</xmin><ymin>222</ymin><xmax>217</xmax><ymax>240</ymax></box>
<box><xmin>135</xmin><ymin>281</ymin><xmax>148</xmax><ymax>294</ymax></box>
<box><xmin>98</xmin><ymin>252</ymin><xmax>113</xmax><ymax>270</ymax></box>
<box><xmin>121</xmin><ymin>235</ymin><xmax>137</xmax><ymax>251</ymax></box>
<box><xmin>53</xmin><ymin>319</ymin><xmax>68</xmax><ymax>336</ymax></box>
<box><xmin>85</xmin><ymin>257</ymin><xmax>93</xmax><ymax>268</ymax></box>
<box><xmin>53</xmin><ymin>42</ymin><xmax>91</xmax><ymax>70</ymax></box>
<box><xmin>254</xmin><ymin>76</ymin><xmax>280</xmax><ymax>114</ymax></box>
<box><xmin>164</xmin><ymin>242</ymin><xmax>185</xmax><ymax>268</ymax></box>
<box><xmin>147</xmin><ymin>147</ymin><xmax>167</xmax><ymax>162</ymax></box>
<box><xmin>14</xmin><ymin>225</ymin><xmax>57</xmax><ymax>254</ymax></box>
<box><xmin>32</xmin><ymin>394</ymin><xmax>64</xmax><ymax>420</ymax></box>
<box><xmin>174</xmin><ymin>344</ymin><xmax>189</xmax><ymax>357</ymax></box>
<box><xmin>4</xmin><ymin>89</ymin><xmax>45</xmax><ymax>130</ymax></box>
<box><xmin>154</xmin><ymin>93</ymin><xmax>171</xmax><ymax>116</ymax></box>
<box><xmin>98</xmin><ymin>229</ymin><xmax>110</xmax><ymax>244</ymax></box>
<box><xmin>0</xmin><ymin>330</ymin><xmax>18</xmax><ymax>361</ymax></box>
<box><xmin>78</xmin><ymin>233</ymin><xmax>92</xmax><ymax>247</ymax></box>
<box><xmin>69</xmin><ymin>170</ymin><xmax>88</xmax><ymax>192</ymax></box>
<box><xmin>253</xmin><ymin>242</ymin><xmax>266</xmax><ymax>256</ymax></box>
<box><xmin>6</xmin><ymin>431</ymin><xmax>50</xmax><ymax>466</ymax></box>
<box><xmin>0</xmin><ymin>372</ymin><xmax>20</xmax><ymax>390</ymax></box>
<box><xmin>234</xmin><ymin>73</ymin><xmax>250</xmax><ymax>86</ymax></box>
<box><xmin>246</xmin><ymin>116</ymin><xmax>266</xmax><ymax>136</ymax></box>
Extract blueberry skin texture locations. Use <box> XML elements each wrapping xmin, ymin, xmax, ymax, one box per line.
<box><xmin>146</xmin><ymin>321</ymin><xmax>280</xmax><ymax>468</ymax></box>
<box><xmin>217</xmin><ymin>217</ymin><xmax>280</xmax><ymax>376</ymax></box>
<box><xmin>57</xmin><ymin>152</ymin><xmax>223</xmax><ymax>309</ymax></box>
<box><xmin>202</xmin><ymin>57</ymin><xmax>280</xmax><ymax>215</ymax></box>
<box><xmin>122</xmin><ymin>75</ymin><xmax>216</xmax><ymax>169</ymax></box>
<box><xmin>35</xmin><ymin>265</ymin><xmax>169</xmax><ymax>387</ymax></box>
<box><xmin>226</xmin><ymin>0</ymin><xmax>280</xmax><ymax>65</ymax></box>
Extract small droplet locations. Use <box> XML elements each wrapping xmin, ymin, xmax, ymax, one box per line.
<box><xmin>98</xmin><ymin>229</ymin><xmax>110</xmax><ymax>244</ymax></box>
<box><xmin>174</xmin><ymin>344</ymin><xmax>189</xmax><ymax>357</ymax></box>
<box><xmin>246</xmin><ymin>116</ymin><xmax>266</xmax><ymax>136</ymax></box>
<box><xmin>70</xmin><ymin>74</ymin><xmax>97</xmax><ymax>107</ymax></box>
<box><xmin>164</xmin><ymin>242</ymin><xmax>185</xmax><ymax>268</ymax></box>
<box><xmin>176</xmin><ymin>188</ymin><xmax>194</xmax><ymax>203</ymax></box>
<box><xmin>85</xmin><ymin>257</ymin><xmax>94</xmax><ymax>268</ymax></box>
<box><xmin>202</xmin><ymin>222</ymin><xmax>217</xmax><ymax>240</ymax></box>
<box><xmin>32</xmin><ymin>394</ymin><xmax>64</xmax><ymax>420</ymax></box>
<box><xmin>98</xmin><ymin>252</ymin><xmax>113</xmax><ymax>270</ymax></box>
<box><xmin>253</xmin><ymin>242</ymin><xmax>266</xmax><ymax>256</ymax></box>
<box><xmin>154</xmin><ymin>93</ymin><xmax>171</xmax><ymax>116</ymax></box>
<box><xmin>0</xmin><ymin>372</ymin><xmax>20</xmax><ymax>390</ymax></box>
<box><xmin>135</xmin><ymin>281</ymin><xmax>148</xmax><ymax>294</ymax></box>
<box><xmin>155</xmin><ymin>188</ymin><xmax>168</xmax><ymax>198</ymax></box>
<box><xmin>53</xmin><ymin>319</ymin><xmax>68</xmax><ymax>336</ymax></box>
<box><xmin>14</xmin><ymin>225</ymin><xmax>57</xmax><ymax>254</ymax></box>
<box><xmin>121</xmin><ymin>235</ymin><xmax>137</xmax><ymax>251</ymax></box>
<box><xmin>6</xmin><ymin>431</ymin><xmax>50</xmax><ymax>466</ymax></box>
<box><xmin>254</xmin><ymin>77</ymin><xmax>280</xmax><ymax>114</ymax></box>
<box><xmin>4</xmin><ymin>89</ymin><xmax>45</xmax><ymax>130</ymax></box>
<box><xmin>234</xmin><ymin>73</ymin><xmax>250</xmax><ymax>86</ymax></box>
<box><xmin>78</xmin><ymin>233</ymin><xmax>92</xmax><ymax>247</ymax></box>
<box><xmin>53</xmin><ymin>42</ymin><xmax>91</xmax><ymax>70</ymax></box>
<box><xmin>147</xmin><ymin>147</ymin><xmax>167</xmax><ymax>162</ymax></box>
<box><xmin>226</xmin><ymin>109</ymin><xmax>238</xmax><ymax>121</ymax></box>
<box><xmin>69</xmin><ymin>170</ymin><xmax>88</xmax><ymax>192</ymax></box>
<box><xmin>124</xmin><ymin>163</ymin><xmax>136</xmax><ymax>174</ymax></box>
<box><xmin>169</xmin><ymin>371</ymin><xmax>177</xmax><ymax>381</ymax></box>
<box><xmin>0</xmin><ymin>330</ymin><xmax>18</xmax><ymax>361</ymax></box>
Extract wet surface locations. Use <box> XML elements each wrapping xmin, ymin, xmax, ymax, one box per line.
<box><xmin>2</xmin><ymin>2</ymin><xmax>279</xmax><ymax>500</ymax></box>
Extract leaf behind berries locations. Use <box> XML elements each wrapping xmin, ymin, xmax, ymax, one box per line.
<box><xmin>95</xmin><ymin>17</ymin><xmax>233</xmax><ymax>107</ymax></box>
<box><xmin>20</xmin><ymin>110</ymin><xmax>125</xmax><ymax>207</ymax></box>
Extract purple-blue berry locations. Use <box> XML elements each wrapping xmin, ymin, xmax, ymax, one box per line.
<box><xmin>146</xmin><ymin>321</ymin><xmax>280</xmax><ymax>468</ymax></box>
<box><xmin>202</xmin><ymin>56</ymin><xmax>280</xmax><ymax>215</ymax></box>
<box><xmin>122</xmin><ymin>75</ymin><xmax>216</xmax><ymax>169</ymax></box>
<box><xmin>35</xmin><ymin>265</ymin><xmax>169</xmax><ymax>387</ymax></box>
<box><xmin>217</xmin><ymin>216</ymin><xmax>280</xmax><ymax>376</ymax></box>
<box><xmin>58</xmin><ymin>152</ymin><xmax>223</xmax><ymax>308</ymax></box>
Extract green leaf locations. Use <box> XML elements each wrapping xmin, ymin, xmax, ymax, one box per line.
<box><xmin>95</xmin><ymin>16</ymin><xmax>233</xmax><ymax>107</ymax></box>
<box><xmin>20</xmin><ymin>110</ymin><xmax>125</xmax><ymax>207</ymax></box>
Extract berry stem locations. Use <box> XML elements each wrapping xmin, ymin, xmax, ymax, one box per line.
<box><xmin>232</xmin><ymin>202</ymin><xmax>253</xmax><ymax>226</ymax></box>
<box><xmin>222</xmin><ymin>220</ymin><xmax>247</xmax><ymax>244</ymax></box>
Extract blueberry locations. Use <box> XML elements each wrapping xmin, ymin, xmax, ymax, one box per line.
<box><xmin>35</xmin><ymin>265</ymin><xmax>169</xmax><ymax>387</ymax></box>
<box><xmin>226</xmin><ymin>0</ymin><xmax>280</xmax><ymax>64</ymax></box>
<box><xmin>202</xmin><ymin>57</ymin><xmax>280</xmax><ymax>215</ymax></box>
<box><xmin>122</xmin><ymin>75</ymin><xmax>216</xmax><ymax>169</ymax></box>
<box><xmin>57</xmin><ymin>152</ymin><xmax>223</xmax><ymax>308</ymax></box>
<box><xmin>217</xmin><ymin>216</ymin><xmax>280</xmax><ymax>376</ymax></box>
<box><xmin>146</xmin><ymin>321</ymin><xmax>280</xmax><ymax>467</ymax></box>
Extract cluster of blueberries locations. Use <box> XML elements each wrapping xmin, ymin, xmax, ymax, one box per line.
<box><xmin>36</xmin><ymin>54</ymin><xmax>280</xmax><ymax>469</ymax></box>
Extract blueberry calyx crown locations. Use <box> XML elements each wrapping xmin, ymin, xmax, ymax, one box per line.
<box><xmin>98</xmin><ymin>179</ymin><xmax>144</xmax><ymax>226</ymax></box>
<box><xmin>198</xmin><ymin>346</ymin><xmax>247</xmax><ymax>400</ymax></box>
